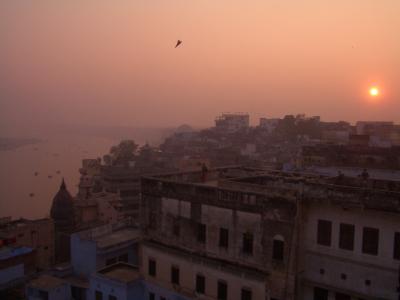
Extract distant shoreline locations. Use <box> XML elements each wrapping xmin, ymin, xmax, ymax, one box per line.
<box><xmin>0</xmin><ymin>137</ymin><xmax>43</xmax><ymax>151</ymax></box>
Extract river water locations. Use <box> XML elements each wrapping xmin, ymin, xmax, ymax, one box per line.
<box><xmin>0</xmin><ymin>135</ymin><xmax>118</xmax><ymax>219</ymax></box>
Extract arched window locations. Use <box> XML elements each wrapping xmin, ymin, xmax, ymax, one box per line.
<box><xmin>272</xmin><ymin>235</ymin><xmax>284</xmax><ymax>261</ymax></box>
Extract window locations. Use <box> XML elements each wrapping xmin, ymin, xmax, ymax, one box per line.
<box><xmin>148</xmin><ymin>259</ymin><xmax>156</xmax><ymax>277</ymax></box>
<box><xmin>149</xmin><ymin>292</ymin><xmax>155</xmax><ymax>300</ymax></box>
<box><xmin>106</xmin><ymin>258</ymin><xmax>117</xmax><ymax>266</ymax></box>
<box><xmin>219</xmin><ymin>228</ymin><xmax>229</xmax><ymax>248</ymax></box>
<box><xmin>217</xmin><ymin>280</ymin><xmax>227</xmax><ymax>300</ymax></box>
<box><xmin>171</xmin><ymin>266</ymin><xmax>180</xmax><ymax>285</ymax></box>
<box><xmin>313</xmin><ymin>287</ymin><xmax>328</xmax><ymax>300</ymax></box>
<box><xmin>243</xmin><ymin>232</ymin><xmax>253</xmax><ymax>255</ymax></box>
<box><xmin>39</xmin><ymin>291</ymin><xmax>49</xmax><ymax>300</ymax></box>
<box><xmin>335</xmin><ymin>293</ymin><xmax>351</xmax><ymax>300</ymax></box>
<box><xmin>197</xmin><ymin>223</ymin><xmax>206</xmax><ymax>243</ymax></box>
<box><xmin>241</xmin><ymin>288</ymin><xmax>252</xmax><ymax>300</ymax></box>
<box><xmin>173</xmin><ymin>220</ymin><xmax>180</xmax><ymax>237</ymax></box>
<box><xmin>272</xmin><ymin>238</ymin><xmax>284</xmax><ymax>261</ymax></box>
<box><xmin>160</xmin><ymin>297</ymin><xmax>166</xmax><ymax>300</ymax></box>
<box><xmin>394</xmin><ymin>232</ymin><xmax>400</xmax><ymax>260</ymax></box>
<box><xmin>317</xmin><ymin>220</ymin><xmax>332</xmax><ymax>246</ymax></box>
<box><xmin>95</xmin><ymin>291</ymin><xmax>103</xmax><ymax>300</ymax></box>
<box><xmin>118</xmin><ymin>253</ymin><xmax>128</xmax><ymax>263</ymax></box>
<box><xmin>196</xmin><ymin>274</ymin><xmax>205</xmax><ymax>294</ymax></box>
<box><xmin>362</xmin><ymin>227</ymin><xmax>379</xmax><ymax>255</ymax></box>
<box><xmin>109</xmin><ymin>296</ymin><xmax>117</xmax><ymax>300</ymax></box>
<box><xmin>339</xmin><ymin>223</ymin><xmax>355</xmax><ymax>251</ymax></box>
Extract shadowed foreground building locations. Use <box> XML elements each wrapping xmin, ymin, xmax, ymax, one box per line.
<box><xmin>141</xmin><ymin>167</ymin><xmax>400</xmax><ymax>300</ymax></box>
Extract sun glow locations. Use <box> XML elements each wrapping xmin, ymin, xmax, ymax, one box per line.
<box><xmin>369</xmin><ymin>87</ymin><xmax>379</xmax><ymax>97</ymax></box>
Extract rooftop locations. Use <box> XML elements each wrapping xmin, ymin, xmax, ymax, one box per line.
<box><xmin>28</xmin><ymin>275</ymin><xmax>66</xmax><ymax>291</ymax></box>
<box><xmin>97</xmin><ymin>263</ymin><xmax>139</xmax><ymax>284</ymax></box>
<box><xmin>0</xmin><ymin>246</ymin><xmax>33</xmax><ymax>260</ymax></box>
<box><xmin>95</xmin><ymin>228</ymin><xmax>140</xmax><ymax>249</ymax></box>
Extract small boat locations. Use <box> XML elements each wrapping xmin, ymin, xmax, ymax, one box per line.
<box><xmin>48</xmin><ymin>175</ymin><xmax>52</xmax><ymax>179</ymax></box>
<box><xmin>29</xmin><ymin>193</ymin><xmax>35</xmax><ymax>197</ymax></box>
<box><xmin>34</xmin><ymin>172</ymin><xmax>39</xmax><ymax>176</ymax></box>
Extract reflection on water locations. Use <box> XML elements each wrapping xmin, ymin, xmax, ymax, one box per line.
<box><xmin>0</xmin><ymin>135</ymin><xmax>118</xmax><ymax>219</ymax></box>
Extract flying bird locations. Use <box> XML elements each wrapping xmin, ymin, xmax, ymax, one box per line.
<box><xmin>175</xmin><ymin>40</ymin><xmax>182</xmax><ymax>48</ymax></box>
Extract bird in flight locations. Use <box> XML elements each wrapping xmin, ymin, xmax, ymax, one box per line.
<box><xmin>175</xmin><ymin>40</ymin><xmax>182</xmax><ymax>48</ymax></box>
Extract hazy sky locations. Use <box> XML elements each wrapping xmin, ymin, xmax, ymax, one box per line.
<box><xmin>1</xmin><ymin>1</ymin><xmax>399</xmax><ymax>134</ymax></box>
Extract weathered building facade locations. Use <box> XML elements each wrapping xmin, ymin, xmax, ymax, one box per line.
<box><xmin>141</xmin><ymin>168</ymin><xmax>299</xmax><ymax>300</ymax></box>
<box><xmin>141</xmin><ymin>167</ymin><xmax>400</xmax><ymax>300</ymax></box>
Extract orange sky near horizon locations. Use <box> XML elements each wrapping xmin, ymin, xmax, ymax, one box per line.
<box><xmin>1</xmin><ymin>1</ymin><xmax>399</xmax><ymax>134</ymax></box>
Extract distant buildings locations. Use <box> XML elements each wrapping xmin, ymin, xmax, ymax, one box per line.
<box><xmin>215</xmin><ymin>113</ymin><xmax>250</xmax><ymax>133</ymax></box>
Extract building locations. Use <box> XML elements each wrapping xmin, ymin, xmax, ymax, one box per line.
<box><xmin>215</xmin><ymin>113</ymin><xmax>250</xmax><ymax>133</ymax></box>
<box><xmin>0</xmin><ymin>218</ymin><xmax>54</xmax><ymax>270</ymax></box>
<box><xmin>50</xmin><ymin>179</ymin><xmax>75</xmax><ymax>263</ymax></box>
<box><xmin>26</xmin><ymin>274</ymin><xmax>71</xmax><ymax>300</ymax></box>
<box><xmin>301</xmin><ymin>144</ymin><xmax>400</xmax><ymax>170</ymax></box>
<box><xmin>70</xmin><ymin>222</ymin><xmax>140</xmax><ymax>279</ymax></box>
<box><xmin>0</xmin><ymin>246</ymin><xmax>35</xmax><ymax>291</ymax></box>
<box><xmin>141</xmin><ymin>167</ymin><xmax>298</xmax><ymax>300</ymax></box>
<box><xmin>141</xmin><ymin>167</ymin><xmax>400</xmax><ymax>300</ymax></box>
<box><xmin>259</xmin><ymin>118</ymin><xmax>280</xmax><ymax>134</ymax></box>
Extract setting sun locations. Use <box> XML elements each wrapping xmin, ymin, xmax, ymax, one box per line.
<box><xmin>369</xmin><ymin>87</ymin><xmax>379</xmax><ymax>97</ymax></box>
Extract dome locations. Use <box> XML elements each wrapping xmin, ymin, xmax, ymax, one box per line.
<box><xmin>50</xmin><ymin>179</ymin><xmax>74</xmax><ymax>230</ymax></box>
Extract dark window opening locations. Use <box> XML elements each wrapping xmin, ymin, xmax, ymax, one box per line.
<box><xmin>219</xmin><ymin>228</ymin><xmax>229</xmax><ymax>248</ymax></box>
<box><xmin>243</xmin><ymin>232</ymin><xmax>253</xmax><ymax>255</ymax></box>
<box><xmin>339</xmin><ymin>223</ymin><xmax>355</xmax><ymax>251</ymax></box>
<box><xmin>272</xmin><ymin>239</ymin><xmax>284</xmax><ymax>260</ymax></box>
<box><xmin>313</xmin><ymin>287</ymin><xmax>328</xmax><ymax>300</ymax></box>
<box><xmin>317</xmin><ymin>220</ymin><xmax>332</xmax><ymax>246</ymax></box>
<box><xmin>217</xmin><ymin>280</ymin><xmax>227</xmax><ymax>300</ymax></box>
<box><xmin>106</xmin><ymin>258</ymin><xmax>117</xmax><ymax>266</ymax></box>
<box><xmin>241</xmin><ymin>288</ymin><xmax>252</xmax><ymax>300</ymax></box>
<box><xmin>148</xmin><ymin>259</ymin><xmax>156</xmax><ymax>277</ymax></box>
<box><xmin>95</xmin><ymin>291</ymin><xmax>103</xmax><ymax>300</ymax></box>
<box><xmin>109</xmin><ymin>296</ymin><xmax>117</xmax><ymax>300</ymax></box>
<box><xmin>362</xmin><ymin>227</ymin><xmax>379</xmax><ymax>255</ymax></box>
<box><xmin>171</xmin><ymin>266</ymin><xmax>180</xmax><ymax>285</ymax></box>
<box><xmin>197</xmin><ymin>223</ymin><xmax>206</xmax><ymax>243</ymax></box>
<box><xmin>173</xmin><ymin>220</ymin><xmax>180</xmax><ymax>237</ymax></box>
<box><xmin>39</xmin><ymin>290</ymin><xmax>49</xmax><ymax>300</ymax></box>
<box><xmin>394</xmin><ymin>232</ymin><xmax>400</xmax><ymax>260</ymax></box>
<box><xmin>196</xmin><ymin>274</ymin><xmax>205</xmax><ymax>294</ymax></box>
<box><xmin>149</xmin><ymin>292</ymin><xmax>155</xmax><ymax>300</ymax></box>
<box><xmin>118</xmin><ymin>253</ymin><xmax>128</xmax><ymax>263</ymax></box>
<box><xmin>335</xmin><ymin>293</ymin><xmax>351</xmax><ymax>300</ymax></box>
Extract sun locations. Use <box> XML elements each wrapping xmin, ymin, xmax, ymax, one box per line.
<box><xmin>369</xmin><ymin>87</ymin><xmax>379</xmax><ymax>97</ymax></box>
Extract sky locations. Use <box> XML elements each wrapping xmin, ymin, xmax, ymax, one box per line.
<box><xmin>1</xmin><ymin>0</ymin><xmax>399</xmax><ymax>135</ymax></box>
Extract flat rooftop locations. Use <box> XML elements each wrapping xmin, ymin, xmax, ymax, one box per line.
<box><xmin>0</xmin><ymin>246</ymin><xmax>33</xmax><ymax>260</ymax></box>
<box><xmin>95</xmin><ymin>228</ymin><xmax>140</xmax><ymax>249</ymax></box>
<box><xmin>28</xmin><ymin>275</ymin><xmax>66</xmax><ymax>291</ymax></box>
<box><xmin>97</xmin><ymin>263</ymin><xmax>139</xmax><ymax>283</ymax></box>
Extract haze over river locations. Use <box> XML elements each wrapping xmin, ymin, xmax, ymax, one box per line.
<box><xmin>0</xmin><ymin>135</ymin><xmax>118</xmax><ymax>219</ymax></box>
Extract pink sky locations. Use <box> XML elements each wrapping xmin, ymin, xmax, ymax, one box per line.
<box><xmin>1</xmin><ymin>1</ymin><xmax>399</xmax><ymax>134</ymax></box>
